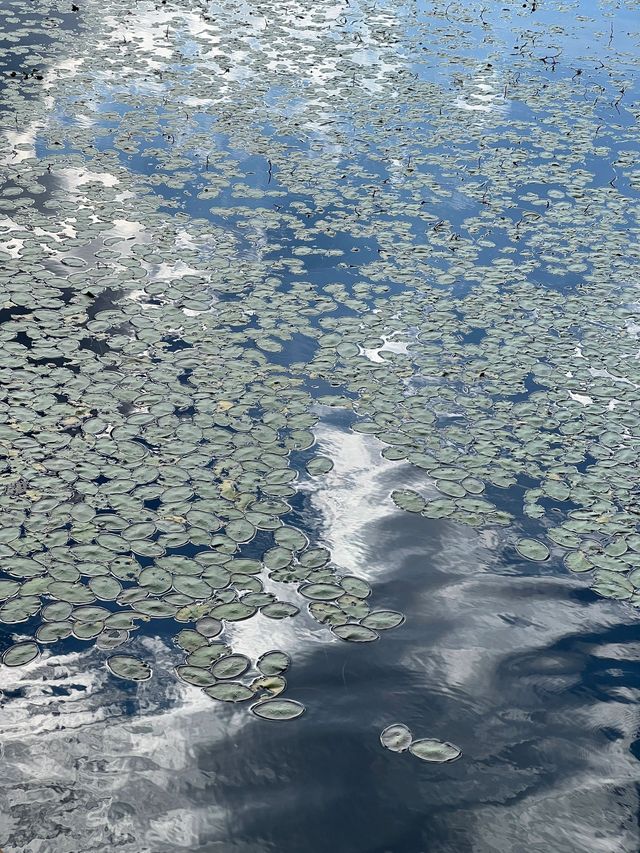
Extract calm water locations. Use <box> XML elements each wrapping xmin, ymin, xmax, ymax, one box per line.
<box><xmin>1</xmin><ymin>0</ymin><xmax>640</xmax><ymax>850</ymax></box>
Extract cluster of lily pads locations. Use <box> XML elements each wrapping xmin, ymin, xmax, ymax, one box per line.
<box><xmin>0</xmin><ymin>0</ymin><xmax>639</xmax><ymax>720</ymax></box>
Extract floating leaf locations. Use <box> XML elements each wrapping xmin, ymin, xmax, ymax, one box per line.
<box><xmin>515</xmin><ymin>538</ymin><xmax>550</xmax><ymax>562</ymax></box>
<box><xmin>250</xmin><ymin>675</ymin><xmax>286</xmax><ymax>697</ymax></box>
<box><xmin>591</xmin><ymin>570</ymin><xmax>633</xmax><ymax>600</ymax></box>
<box><xmin>257</xmin><ymin>650</ymin><xmax>291</xmax><ymax>676</ymax></box>
<box><xmin>2</xmin><ymin>641</ymin><xmax>40</xmax><ymax>667</ymax></box>
<box><xmin>195</xmin><ymin>616</ymin><xmax>223</xmax><ymax>638</ymax></box>
<box><xmin>261</xmin><ymin>602</ymin><xmax>299</xmax><ymax>619</ymax></box>
<box><xmin>306</xmin><ymin>456</ymin><xmax>334</xmax><ymax>476</ymax></box>
<box><xmin>299</xmin><ymin>583</ymin><xmax>343</xmax><ymax>601</ymax></box>
<box><xmin>361</xmin><ymin>610</ymin><xmax>405</xmax><ymax>630</ymax></box>
<box><xmin>106</xmin><ymin>655</ymin><xmax>152</xmax><ymax>682</ymax></box>
<box><xmin>36</xmin><ymin>621</ymin><xmax>72</xmax><ymax>643</ymax></box>
<box><xmin>210</xmin><ymin>602</ymin><xmax>256</xmax><ymax>621</ymax></box>
<box><xmin>175</xmin><ymin>665</ymin><xmax>216</xmax><ymax>687</ymax></box>
<box><xmin>391</xmin><ymin>489</ymin><xmax>426</xmax><ymax>513</ymax></box>
<box><xmin>186</xmin><ymin>644</ymin><xmax>230</xmax><ymax>667</ymax></box>
<box><xmin>211</xmin><ymin>654</ymin><xmax>251</xmax><ymax>679</ymax></box>
<box><xmin>409</xmin><ymin>738</ymin><xmax>461</xmax><ymax>763</ymax></box>
<box><xmin>340</xmin><ymin>576</ymin><xmax>371</xmax><ymax>599</ymax></box>
<box><xmin>205</xmin><ymin>682</ymin><xmax>254</xmax><ymax>702</ymax></box>
<box><xmin>251</xmin><ymin>699</ymin><xmax>305</xmax><ymax>720</ymax></box>
<box><xmin>331</xmin><ymin>623</ymin><xmax>379</xmax><ymax>643</ymax></box>
<box><xmin>380</xmin><ymin>723</ymin><xmax>412</xmax><ymax>752</ymax></box>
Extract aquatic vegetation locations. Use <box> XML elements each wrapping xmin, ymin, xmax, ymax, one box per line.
<box><xmin>251</xmin><ymin>698</ymin><xmax>305</xmax><ymax>721</ymax></box>
<box><xmin>106</xmin><ymin>654</ymin><xmax>152</xmax><ymax>681</ymax></box>
<box><xmin>380</xmin><ymin>723</ymin><xmax>413</xmax><ymax>753</ymax></box>
<box><xmin>381</xmin><ymin>723</ymin><xmax>461</xmax><ymax>763</ymax></box>
<box><xmin>409</xmin><ymin>739</ymin><xmax>461</xmax><ymax>764</ymax></box>
<box><xmin>0</xmin><ymin>0</ymin><xmax>638</xmax><ymax>722</ymax></box>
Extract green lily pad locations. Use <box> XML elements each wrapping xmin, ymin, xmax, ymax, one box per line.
<box><xmin>306</xmin><ymin>456</ymin><xmax>334</xmax><ymax>476</ymax></box>
<box><xmin>175</xmin><ymin>665</ymin><xmax>216</xmax><ymax>687</ymax></box>
<box><xmin>331</xmin><ymin>623</ymin><xmax>379</xmax><ymax>643</ymax></box>
<box><xmin>361</xmin><ymin>610</ymin><xmax>405</xmax><ymax>630</ymax></box>
<box><xmin>2</xmin><ymin>641</ymin><xmax>40</xmax><ymax>667</ymax></box>
<box><xmin>251</xmin><ymin>699</ymin><xmax>305</xmax><ymax>720</ymax></box>
<box><xmin>391</xmin><ymin>489</ymin><xmax>426</xmax><ymax>513</ymax></box>
<box><xmin>210</xmin><ymin>602</ymin><xmax>257</xmax><ymax>621</ymax></box>
<box><xmin>409</xmin><ymin>738</ymin><xmax>461</xmax><ymax>763</ymax></box>
<box><xmin>591</xmin><ymin>570</ymin><xmax>634</xmax><ymax>600</ymax></box>
<box><xmin>380</xmin><ymin>723</ymin><xmax>412</xmax><ymax>752</ymax></box>
<box><xmin>299</xmin><ymin>583</ymin><xmax>343</xmax><ymax>601</ymax></box>
<box><xmin>261</xmin><ymin>601</ymin><xmax>299</xmax><ymax>619</ymax></box>
<box><xmin>340</xmin><ymin>576</ymin><xmax>371</xmax><ymax>599</ymax></box>
<box><xmin>36</xmin><ymin>621</ymin><xmax>72</xmax><ymax>643</ymax></box>
<box><xmin>515</xmin><ymin>538</ymin><xmax>550</xmax><ymax>561</ymax></box>
<box><xmin>186</xmin><ymin>643</ymin><xmax>230</xmax><ymax>667</ymax></box>
<box><xmin>195</xmin><ymin>616</ymin><xmax>223</xmax><ymax>638</ymax></box>
<box><xmin>107</xmin><ymin>655</ymin><xmax>152</xmax><ymax>682</ymax></box>
<box><xmin>205</xmin><ymin>682</ymin><xmax>254</xmax><ymax>702</ymax></box>
<box><xmin>211</xmin><ymin>654</ymin><xmax>251</xmax><ymax>679</ymax></box>
<box><xmin>257</xmin><ymin>650</ymin><xmax>291</xmax><ymax>677</ymax></box>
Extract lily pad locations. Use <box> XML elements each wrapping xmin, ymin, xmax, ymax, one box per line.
<box><xmin>391</xmin><ymin>489</ymin><xmax>426</xmax><ymax>513</ymax></box>
<box><xmin>515</xmin><ymin>538</ymin><xmax>550</xmax><ymax>561</ymax></box>
<box><xmin>380</xmin><ymin>723</ymin><xmax>412</xmax><ymax>752</ymax></box>
<box><xmin>2</xmin><ymin>641</ymin><xmax>40</xmax><ymax>667</ymax></box>
<box><xmin>195</xmin><ymin>616</ymin><xmax>223</xmax><ymax>638</ymax></box>
<box><xmin>331</xmin><ymin>623</ymin><xmax>379</xmax><ymax>643</ymax></box>
<box><xmin>175</xmin><ymin>665</ymin><xmax>216</xmax><ymax>687</ymax></box>
<box><xmin>409</xmin><ymin>738</ymin><xmax>461</xmax><ymax>763</ymax></box>
<box><xmin>251</xmin><ymin>699</ymin><xmax>305</xmax><ymax>720</ymax></box>
<box><xmin>257</xmin><ymin>650</ymin><xmax>291</xmax><ymax>676</ymax></box>
<box><xmin>361</xmin><ymin>610</ymin><xmax>405</xmax><ymax>630</ymax></box>
<box><xmin>211</xmin><ymin>654</ymin><xmax>251</xmax><ymax>679</ymax></box>
<box><xmin>205</xmin><ymin>682</ymin><xmax>254</xmax><ymax>702</ymax></box>
<box><xmin>106</xmin><ymin>655</ymin><xmax>152</xmax><ymax>682</ymax></box>
<box><xmin>306</xmin><ymin>456</ymin><xmax>334</xmax><ymax>476</ymax></box>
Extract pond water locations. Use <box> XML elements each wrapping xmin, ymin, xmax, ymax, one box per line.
<box><xmin>0</xmin><ymin>0</ymin><xmax>639</xmax><ymax>850</ymax></box>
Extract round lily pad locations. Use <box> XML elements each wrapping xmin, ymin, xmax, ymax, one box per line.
<box><xmin>211</xmin><ymin>654</ymin><xmax>251</xmax><ymax>679</ymax></box>
<box><xmin>299</xmin><ymin>583</ymin><xmax>343</xmax><ymax>601</ymax></box>
<box><xmin>515</xmin><ymin>538</ymin><xmax>550</xmax><ymax>561</ymax></box>
<box><xmin>251</xmin><ymin>699</ymin><xmax>305</xmax><ymax>720</ymax></box>
<box><xmin>261</xmin><ymin>602</ymin><xmax>299</xmax><ymax>619</ymax></box>
<box><xmin>306</xmin><ymin>456</ymin><xmax>334</xmax><ymax>476</ymax></box>
<box><xmin>175</xmin><ymin>665</ymin><xmax>216</xmax><ymax>687</ymax></box>
<box><xmin>257</xmin><ymin>650</ymin><xmax>291</xmax><ymax>676</ymax></box>
<box><xmin>250</xmin><ymin>675</ymin><xmax>287</xmax><ymax>697</ymax></box>
<box><xmin>187</xmin><ymin>643</ymin><xmax>231</xmax><ymax>667</ymax></box>
<box><xmin>205</xmin><ymin>682</ymin><xmax>254</xmax><ymax>702</ymax></box>
<box><xmin>331</xmin><ymin>623</ymin><xmax>379</xmax><ymax>643</ymax></box>
<box><xmin>391</xmin><ymin>489</ymin><xmax>426</xmax><ymax>513</ymax></box>
<box><xmin>36</xmin><ymin>621</ymin><xmax>72</xmax><ymax>643</ymax></box>
<box><xmin>380</xmin><ymin>723</ymin><xmax>412</xmax><ymax>752</ymax></box>
<box><xmin>195</xmin><ymin>616</ymin><xmax>223</xmax><ymax>638</ymax></box>
<box><xmin>2</xmin><ymin>641</ymin><xmax>40</xmax><ymax>667</ymax></box>
<box><xmin>340</xmin><ymin>576</ymin><xmax>371</xmax><ymax>599</ymax></box>
<box><xmin>210</xmin><ymin>602</ymin><xmax>256</xmax><ymax>621</ymax></box>
<box><xmin>106</xmin><ymin>655</ymin><xmax>152</xmax><ymax>682</ymax></box>
<box><xmin>409</xmin><ymin>738</ymin><xmax>461</xmax><ymax>763</ymax></box>
<box><xmin>361</xmin><ymin>610</ymin><xmax>405</xmax><ymax>630</ymax></box>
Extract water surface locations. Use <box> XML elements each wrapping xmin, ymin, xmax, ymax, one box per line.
<box><xmin>0</xmin><ymin>0</ymin><xmax>639</xmax><ymax>850</ymax></box>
